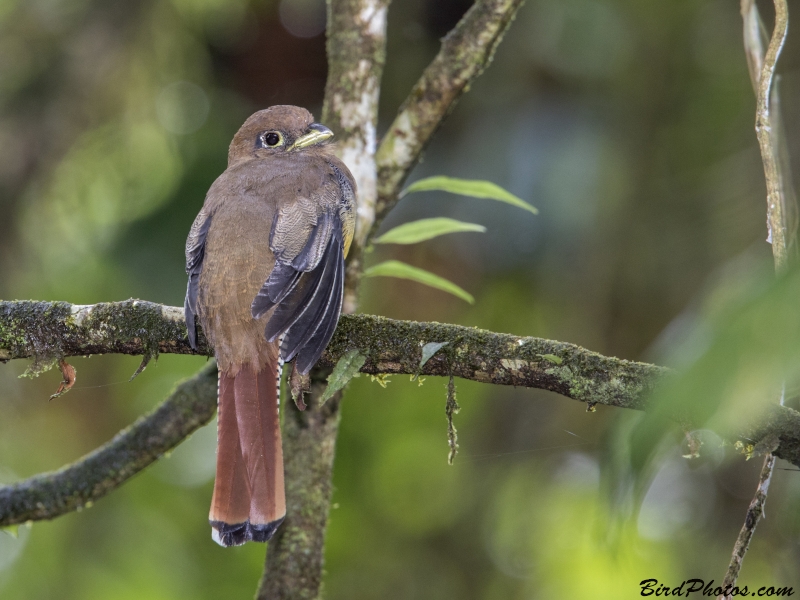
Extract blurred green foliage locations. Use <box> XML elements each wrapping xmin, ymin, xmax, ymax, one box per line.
<box><xmin>2</xmin><ymin>0</ymin><xmax>800</xmax><ymax>598</ymax></box>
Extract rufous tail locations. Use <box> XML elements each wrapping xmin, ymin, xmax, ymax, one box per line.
<box><xmin>209</xmin><ymin>360</ymin><xmax>285</xmax><ymax>546</ymax></box>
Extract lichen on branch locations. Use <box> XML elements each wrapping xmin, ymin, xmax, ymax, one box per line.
<box><xmin>1</xmin><ymin>299</ymin><xmax>663</xmax><ymax>410</ymax></box>
<box><xmin>0</xmin><ymin>299</ymin><xmax>204</xmax><ymax>366</ymax></box>
<box><xmin>3</xmin><ymin>298</ymin><xmax>800</xmax><ymax>488</ymax></box>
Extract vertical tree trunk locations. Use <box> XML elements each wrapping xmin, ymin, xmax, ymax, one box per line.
<box><xmin>256</xmin><ymin>372</ymin><xmax>341</xmax><ymax>599</ymax></box>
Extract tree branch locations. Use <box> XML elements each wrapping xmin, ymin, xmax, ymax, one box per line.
<box><xmin>8</xmin><ymin>299</ymin><xmax>800</xmax><ymax>429</ymax></box>
<box><xmin>373</xmin><ymin>0</ymin><xmax>526</xmax><ymax>232</ymax></box>
<box><xmin>753</xmin><ymin>0</ymin><xmax>791</xmax><ymax>272</ymax></box>
<box><xmin>0</xmin><ymin>362</ymin><xmax>217</xmax><ymax>527</ymax></box>
<box><xmin>8</xmin><ymin>4</ymin><xmax>796</xmax><ymax>595</ymax></box>
<box><xmin>256</xmin><ymin>375</ymin><xmax>342</xmax><ymax>600</ymax></box>
<box><xmin>251</xmin><ymin>1</ymin><xmax>392</xmax><ymax>597</ymax></box>
<box><xmin>322</xmin><ymin>0</ymin><xmax>388</xmax><ymax>249</ymax></box>
<box><xmin>256</xmin><ymin>2</ymin><xmax>525</xmax><ymax>594</ymax></box>
<box><xmin>721</xmin><ymin>454</ymin><xmax>777</xmax><ymax>597</ymax></box>
<box><xmin>3</xmin><ymin>297</ymin><xmax>800</xmax><ymax>532</ymax></box>
<box><xmin>0</xmin><ymin>300</ymin><xmax>204</xmax><ymax>364</ymax></box>
<box><xmin>721</xmin><ymin>1</ymin><xmax>792</xmax><ymax>595</ymax></box>
<box><xmin>2</xmin><ymin>1</ymin><xmax>531</xmax><ymax>592</ymax></box>
<box><xmin>322</xmin><ymin>0</ymin><xmax>390</xmax><ymax>314</ymax></box>
<box><xmin>1</xmin><ymin>299</ymin><xmax>663</xmax><ymax>405</ymax></box>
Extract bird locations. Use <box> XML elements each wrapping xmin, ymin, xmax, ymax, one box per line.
<box><xmin>184</xmin><ymin>105</ymin><xmax>356</xmax><ymax>547</ymax></box>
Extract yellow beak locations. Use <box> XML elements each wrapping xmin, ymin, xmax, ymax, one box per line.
<box><xmin>290</xmin><ymin>123</ymin><xmax>334</xmax><ymax>150</ymax></box>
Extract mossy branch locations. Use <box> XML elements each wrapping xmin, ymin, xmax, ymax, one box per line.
<box><xmin>3</xmin><ymin>297</ymin><xmax>800</xmax><ymax>531</ymax></box>
<box><xmin>257</xmin><ymin>0</ymin><xmax>529</xmax><ymax>592</ymax></box>
<box><xmin>280</xmin><ymin>2</ymin><xmax>524</xmax><ymax>587</ymax></box>
<box><xmin>0</xmin><ymin>300</ymin><xmax>201</xmax><ymax>366</ymax></box>
<box><xmin>6</xmin><ymin>299</ymin><xmax>800</xmax><ymax>428</ymax></box>
<box><xmin>256</xmin><ymin>372</ymin><xmax>342</xmax><ymax>600</ymax></box>
<box><xmin>1</xmin><ymin>299</ymin><xmax>664</xmax><ymax>407</ymax></box>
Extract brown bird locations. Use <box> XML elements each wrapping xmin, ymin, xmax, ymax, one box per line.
<box><xmin>184</xmin><ymin>105</ymin><xmax>356</xmax><ymax>546</ymax></box>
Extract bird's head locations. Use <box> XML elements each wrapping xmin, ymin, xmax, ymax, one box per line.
<box><xmin>228</xmin><ymin>105</ymin><xmax>335</xmax><ymax>165</ymax></box>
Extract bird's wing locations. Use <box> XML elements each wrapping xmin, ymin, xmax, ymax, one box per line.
<box><xmin>251</xmin><ymin>172</ymin><xmax>349</xmax><ymax>374</ymax></box>
<box><xmin>268</xmin><ymin>219</ymin><xmax>344</xmax><ymax>373</ymax></box>
<box><xmin>184</xmin><ymin>207</ymin><xmax>212</xmax><ymax>350</ymax></box>
<box><xmin>332</xmin><ymin>162</ymin><xmax>356</xmax><ymax>257</ymax></box>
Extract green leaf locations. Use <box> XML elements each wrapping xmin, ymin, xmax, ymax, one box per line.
<box><xmin>375</xmin><ymin>218</ymin><xmax>486</xmax><ymax>245</ymax></box>
<box><xmin>420</xmin><ymin>342</ymin><xmax>449</xmax><ymax>368</ymax></box>
<box><xmin>401</xmin><ymin>176</ymin><xmax>538</xmax><ymax>215</ymax></box>
<box><xmin>321</xmin><ymin>349</ymin><xmax>366</xmax><ymax>404</ymax></box>
<box><xmin>363</xmin><ymin>260</ymin><xmax>474</xmax><ymax>304</ymax></box>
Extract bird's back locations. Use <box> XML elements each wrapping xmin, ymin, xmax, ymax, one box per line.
<box><xmin>196</xmin><ymin>153</ymin><xmax>349</xmax><ymax>372</ymax></box>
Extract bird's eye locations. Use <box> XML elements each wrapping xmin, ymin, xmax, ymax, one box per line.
<box><xmin>260</xmin><ymin>132</ymin><xmax>283</xmax><ymax>147</ymax></box>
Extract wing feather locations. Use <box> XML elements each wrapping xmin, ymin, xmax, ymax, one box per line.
<box><xmin>185</xmin><ymin>209</ymin><xmax>212</xmax><ymax>350</ymax></box>
<box><xmin>279</xmin><ymin>226</ymin><xmax>343</xmax><ymax>363</ymax></box>
<box><xmin>293</xmin><ymin>239</ymin><xmax>344</xmax><ymax>373</ymax></box>
<box><xmin>251</xmin><ymin>213</ymin><xmax>334</xmax><ymax>319</ymax></box>
<box><xmin>250</xmin><ymin>160</ymin><xmax>352</xmax><ymax>374</ymax></box>
<box><xmin>253</xmin><ymin>212</ymin><xmax>345</xmax><ymax>374</ymax></box>
<box><xmin>262</xmin><ymin>251</ymin><xmax>332</xmax><ymax>343</ymax></box>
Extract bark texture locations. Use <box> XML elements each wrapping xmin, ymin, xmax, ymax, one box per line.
<box><xmin>4</xmin><ymin>299</ymin><xmax>800</xmax><ymax>533</ymax></box>
<box><xmin>256</xmin><ymin>374</ymin><xmax>342</xmax><ymax>600</ymax></box>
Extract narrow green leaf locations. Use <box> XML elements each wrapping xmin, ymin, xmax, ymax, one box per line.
<box><xmin>401</xmin><ymin>176</ymin><xmax>538</xmax><ymax>215</ymax></box>
<box><xmin>363</xmin><ymin>260</ymin><xmax>475</xmax><ymax>304</ymax></box>
<box><xmin>420</xmin><ymin>341</ymin><xmax>449</xmax><ymax>368</ymax></box>
<box><xmin>375</xmin><ymin>218</ymin><xmax>486</xmax><ymax>245</ymax></box>
<box><xmin>321</xmin><ymin>349</ymin><xmax>366</xmax><ymax>404</ymax></box>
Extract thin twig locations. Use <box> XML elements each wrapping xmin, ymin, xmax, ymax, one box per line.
<box><xmin>373</xmin><ymin>0</ymin><xmax>526</xmax><ymax>234</ymax></box>
<box><xmin>721</xmin><ymin>412</ymin><xmax>782</xmax><ymax>599</ymax></box>
<box><xmin>446</xmin><ymin>375</ymin><xmax>460</xmax><ymax>464</ymax></box>
<box><xmin>742</xmin><ymin>0</ymin><xmax>799</xmax><ymax>260</ymax></box>
<box><xmin>741</xmin><ymin>0</ymin><xmax>768</xmax><ymax>92</ymax></box>
<box><xmin>722</xmin><ymin>1</ymin><xmax>791</xmax><ymax>595</ymax></box>
<box><xmin>721</xmin><ymin>422</ymin><xmax>779</xmax><ymax>595</ymax></box>
<box><xmin>753</xmin><ymin>0</ymin><xmax>790</xmax><ymax>272</ymax></box>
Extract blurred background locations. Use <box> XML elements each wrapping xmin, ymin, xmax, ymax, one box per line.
<box><xmin>2</xmin><ymin>0</ymin><xmax>800</xmax><ymax>597</ymax></box>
